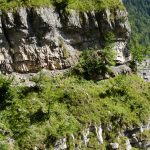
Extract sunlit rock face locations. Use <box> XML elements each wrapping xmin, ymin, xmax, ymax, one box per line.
<box><xmin>0</xmin><ymin>7</ymin><xmax>130</xmax><ymax>74</ymax></box>
<box><xmin>138</xmin><ymin>58</ymin><xmax>150</xmax><ymax>82</ymax></box>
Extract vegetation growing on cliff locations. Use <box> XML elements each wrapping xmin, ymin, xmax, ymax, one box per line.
<box><xmin>72</xmin><ymin>32</ymin><xmax>116</xmax><ymax>80</ymax></box>
<box><xmin>0</xmin><ymin>73</ymin><xmax>149</xmax><ymax>149</ymax></box>
<box><xmin>0</xmin><ymin>0</ymin><xmax>149</xmax><ymax>149</ymax></box>
<box><xmin>0</xmin><ymin>0</ymin><xmax>124</xmax><ymax>10</ymax></box>
<box><xmin>72</xmin><ymin>48</ymin><xmax>115</xmax><ymax>80</ymax></box>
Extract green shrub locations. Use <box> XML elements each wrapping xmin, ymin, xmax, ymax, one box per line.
<box><xmin>0</xmin><ymin>143</ymin><xmax>9</xmax><ymax>150</ymax></box>
<box><xmin>0</xmin><ymin>75</ymin><xmax>16</xmax><ymax>110</ymax></box>
<box><xmin>72</xmin><ymin>31</ymin><xmax>116</xmax><ymax>80</ymax></box>
<box><xmin>72</xmin><ymin>47</ymin><xmax>115</xmax><ymax>80</ymax></box>
<box><xmin>0</xmin><ymin>73</ymin><xmax>149</xmax><ymax>149</ymax></box>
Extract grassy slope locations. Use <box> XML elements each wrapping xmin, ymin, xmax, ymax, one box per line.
<box><xmin>0</xmin><ymin>74</ymin><xmax>149</xmax><ymax>149</ymax></box>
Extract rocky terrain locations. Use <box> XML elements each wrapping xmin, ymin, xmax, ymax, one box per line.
<box><xmin>0</xmin><ymin>2</ymin><xmax>150</xmax><ymax>150</ymax></box>
<box><xmin>138</xmin><ymin>58</ymin><xmax>150</xmax><ymax>82</ymax></box>
<box><xmin>0</xmin><ymin>7</ymin><xmax>130</xmax><ymax>74</ymax></box>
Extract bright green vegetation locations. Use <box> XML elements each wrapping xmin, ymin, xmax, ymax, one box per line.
<box><xmin>0</xmin><ymin>0</ymin><xmax>52</xmax><ymax>9</ymax></box>
<box><xmin>66</xmin><ymin>0</ymin><xmax>123</xmax><ymax>11</ymax></box>
<box><xmin>124</xmin><ymin>0</ymin><xmax>150</xmax><ymax>62</ymax></box>
<box><xmin>73</xmin><ymin>48</ymin><xmax>115</xmax><ymax>80</ymax></box>
<box><xmin>0</xmin><ymin>0</ymin><xmax>123</xmax><ymax>11</ymax></box>
<box><xmin>72</xmin><ymin>32</ymin><xmax>116</xmax><ymax>80</ymax></box>
<box><xmin>0</xmin><ymin>73</ymin><xmax>149</xmax><ymax>149</ymax></box>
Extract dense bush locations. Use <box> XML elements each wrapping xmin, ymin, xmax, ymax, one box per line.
<box><xmin>72</xmin><ymin>32</ymin><xmax>116</xmax><ymax>80</ymax></box>
<box><xmin>0</xmin><ymin>75</ymin><xmax>15</xmax><ymax>110</ymax></box>
<box><xmin>0</xmin><ymin>74</ymin><xmax>149</xmax><ymax>149</ymax></box>
<box><xmin>72</xmin><ymin>48</ymin><xmax>115</xmax><ymax>80</ymax></box>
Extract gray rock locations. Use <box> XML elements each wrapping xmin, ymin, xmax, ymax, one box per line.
<box><xmin>7</xmin><ymin>137</ymin><xmax>14</xmax><ymax>145</ymax></box>
<box><xmin>111</xmin><ymin>64</ymin><xmax>131</xmax><ymax>76</ymax></box>
<box><xmin>138</xmin><ymin>58</ymin><xmax>150</xmax><ymax>82</ymax></box>
<box><xmin>144</xmin><ymin>141</ymin><xmax>150</xmax><ymax>150</ymax></box>
<box><xmin>54</xmin><ymin>138</ymin><xmax>67</xmax><ymax>150</ymax></box>
<box><xmin>110</xmin><ymin>142</ymin><xmax>119</xmax><ymax>149</ymax></box>
<box><xmin>82</xmin><ymin>128</ymin><xmax>90</xmax><ymax>147</ymax></box>
<box><xmin>0</xmin><ymin>7</ymin><xmax>130</xmax><ymax>74</ymax></box>
<box><xmin>94</xmin><ymin>125</ymin><xmax>103</xmax><ymax>144</ymax></box>
<box><xmin>126</xmin><ymin>139</ymin><xmax>132</xmax><ymax>150</ymax></box>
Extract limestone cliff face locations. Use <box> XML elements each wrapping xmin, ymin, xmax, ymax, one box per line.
<box><xmin>0</xmin><ymin>7</ymin><xmax>130</xmax><ymax>73</ymax></box>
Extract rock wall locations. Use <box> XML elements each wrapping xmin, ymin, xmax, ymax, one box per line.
<box><xmin>0</xmin><ymin>7</ymin><xmax>130</xmax><ymax>74</ymax></box>
<box><xmin>53</xmin><ymin>121</ymin><xmax>150</xmax><ymax>150</ymax></box>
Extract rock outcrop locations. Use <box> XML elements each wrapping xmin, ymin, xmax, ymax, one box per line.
<box><xmin>0</xmin><ymin>7</ymin><xmax>130</xmax><ymax>74</ymax></box>
<box><xmin>138</xmin><ymin>58</ymin><xmax>150</xmax><ymax>82</ymax></box>
<box><xmin>53</xmin><ymin>120</ymin><xmax>150</xmax><ymax>150</ymax></box>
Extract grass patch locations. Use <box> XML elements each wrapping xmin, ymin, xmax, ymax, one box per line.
<box><xmin>0</xmin><ymin>0</ymin><xmax>124</xmax><ymax>11</ymax></box>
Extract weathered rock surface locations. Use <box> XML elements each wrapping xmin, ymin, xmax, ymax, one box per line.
<box><xmin>138</xmin><ymin>58</ymin><xmax>150</xmax><ymax>82</ymax></box>
<box><xmin>110</xmin><ymin>142</ymin><xmax>119</xmax><ymax>149</ymax></box>
<box><xmin>125</xmin><ymin>119</ymin><xmax>150</xmax><ymax>150</ymax></box>
<box><xmin>54</xmin><ymin>138</ymin><xmax>67</xmax><ymax>150</ymax></box>
<box><xmin>52</xmin><ymin>119</ymin><xmax>150</xmax><ymax>150</ymax></box>
<box><xmin>0</xmin><ymin>7</ymin><xmax>130</xmax><ymax>74</ymax></box>
<box><xmin>111</xmin><ymin>64</ymin><xmax>131</xmax><ymax>76</ymax></box>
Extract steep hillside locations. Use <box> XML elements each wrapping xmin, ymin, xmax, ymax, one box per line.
<box><xmin>123</xmin><ymin>0</ymin><xmax>150</xmax><ymax>61</ymax></box>
<box><xmin>0</xmin><ymin>74</ymin><xmax>150</xmax><ymax>150</ymax></box>
<box><xmin>0</xmin><ymin>5</ymin><xmax>130</xmax><ymax>74</ymax></box>
<box><xmin>0</xmin><ymin>1</ymin><xmax>150</xmax><ymax>150</ymax></box>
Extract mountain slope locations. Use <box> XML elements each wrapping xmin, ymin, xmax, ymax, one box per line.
<box><xmin>0</xmin><ymin>6</ymin><xmax>130</xmax><ymax>74</ymax></box>
<box><xmin>0</xmin><ymin>74</ymin><xmax>150</xmax><ymax>149</ymax></box>
<box><xmin>123</xmin><ymin>0</ymin><xmax>150</xmax><ymax>61</ymax></box>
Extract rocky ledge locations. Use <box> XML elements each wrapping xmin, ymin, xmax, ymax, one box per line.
<box><xmin>138</xmin><ymin>58</ymin><xmax>150</xmax><ymax>82</ymax></box>
<box><xmin>0</xmin><ymin>7</ymin><xmax>130</xmax><ymax>74</ymax></box>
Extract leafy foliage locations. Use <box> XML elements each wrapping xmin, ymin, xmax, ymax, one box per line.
<box><xmin>0</xmin><ymin>75</ymin><xmax>14</xmax><ymax>109</ymax></box>
<box><xmin>72</xmin><ymin>48</ymin><xmax>115</xmax><ymax>80</ymax></box>
<box><xmin>72</xmin><ymin>32</ymin><xmax>116</xmax><ymax>80</ymax></box>
<box><xmin>0</xmin><ymin>0</ymin><xmax>123</xmax><ymax>10</ymax></box>
<box><xmin>0</xmin><ymin>74</ymin><xmax>149</xmax><ymax>149</ymax></box>
<box><xmin>124</xmin><ymin>0</ymin><xmax>150</xmax><ymax>62</ymax></box>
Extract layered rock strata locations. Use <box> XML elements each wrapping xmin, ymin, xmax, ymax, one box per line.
<box><xmin>0</xmin><ymin>7</ymin><xmax>130</xmax><ymax>73</ymax></box>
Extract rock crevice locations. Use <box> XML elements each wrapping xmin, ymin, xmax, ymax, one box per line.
<box><xmin>0</xmin><ymin>7</ymin><xmax>130</xmax><ymax>74</ymax></box>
